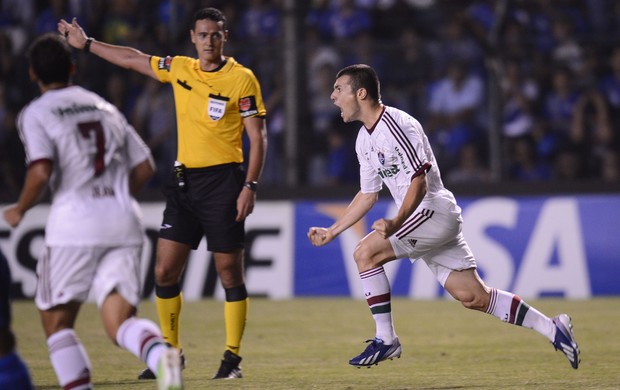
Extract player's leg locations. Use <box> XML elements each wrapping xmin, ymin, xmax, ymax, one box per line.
<box><xmin>212</xmin><ymin>249</ymin><xmax>247</xmax><ymax>379</ymax></box>
<box><xmin>101</xmin><ymin>293</ymin><xmax>183</xmax><ymax>389</ymax></box>
<box><xmin>96</xmin><ymin>246</ymin><xmax>183</xmax><ymax>388</ymax></box>
<box><xmin>348</xmin><ymin>231</ymin><xmax>402</xmax><ymax>367</ymax></box>
<box><xmin>36</xmin><ymin>246</ymin><xmax>99</xmax><ymax>389</ymax></box>
<box><xmin>443</xmin><ymin>267</ymin><xmax>580</xmax><ymax>369</ymax></box>
<box><xmin>354</xmin><ymin>231</ymin><xmax>399</xmax><ymax>343</ymax></box>
<box><xmin>443</xmin><ymin>268</ymin><xmax>553</xmax><ymax>335</ymax></box>
<box><xmin>40</xmin><ymin>302</ymin><xmax>93</xmax><ymax>389</ymax></box>
<box><xmin>422</xmin><ymin>228</ymin><xmax>557</xmax><ymax>341</ymax></box>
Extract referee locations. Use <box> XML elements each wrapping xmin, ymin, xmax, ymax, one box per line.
<box><xmin>59</xmin><ymin>7</ymin><xmax>268</xmax><ymax>380</ymax></box>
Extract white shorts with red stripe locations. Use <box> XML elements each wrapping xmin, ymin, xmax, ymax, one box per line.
<box><xmin>388</xmin><ymin>196</ymin><xmax>476</xmax><ymax>286</ymax></box>
<box><xmin>35</xmin><ymin>245</ymin><xmax>142</xmax><ymax>310</ymax></box>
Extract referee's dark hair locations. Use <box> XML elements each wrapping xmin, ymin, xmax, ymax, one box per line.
<box><xmin>194</xmin><ymin>7</ymin><xmax>227</xmax><ymax>30</ymax></box>
<box><xmin>336</xmin><ymin>64</ymin><xmax>381</xmax><ymax>102</ymax></box>
<box><xmin>28</xmin><ymin>33</ymin><xmax>73</xmax><ymax>85</ymax></box>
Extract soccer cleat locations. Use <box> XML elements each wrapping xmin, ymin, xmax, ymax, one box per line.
<box><xmin>138</xmin><ymin>366</ymin><xmax>156</xmax><ymax>380</ymax></box>
<box><xmin>552</xmin><ymin>314</ymin><xmax>580</xmax><ymax>369</ymax></box>
<box><xmin>139</xmin><ymin>349</ymin><xmax>185</xmax><ymax>380</ymax></box>
<box><xmin>349</xmin><ymin>337</ymin><xmax>402</xmax><ymax>367</ymax></box>
<box><xmin>212</xmin><ymin>350</ymin><xmax>243</xmax><ymax>379</ymax></box>
<box><xmin>156</xmin><ymin>347</ymin><xmax>183</xmax><ymax>390</ymax></box>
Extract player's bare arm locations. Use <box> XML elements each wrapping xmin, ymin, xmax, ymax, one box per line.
<box><xmin>235</xmin><ymin>116</ymin><xmax>267</xmax><ymax>222</ymax></box>
<box><xmin>3</xmin><ymin>161</ymin><xmax>52</xmax><ymax>227</ymax></box>
<box><xmin>308</xmin><ymin>191</ymin><xmax>378</xmax><ymax>247</ymax></box>
<box><xmin>372</xmin><ymin>173</ymin><xmax>427</xmax><ymax>239</ymax></box>
<box><xmin>58</xmin><ymin>18</ymin><xmax>156</xmax><ymax>79</ymax></box>
<box><xmin>129</xmin><ymin>159</ymin><xmax>155</xmax><ymax>196</ymax></box>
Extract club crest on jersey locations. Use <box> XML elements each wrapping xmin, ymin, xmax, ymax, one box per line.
<box><xmin>157</xmin><ymin>56</ymin><xmax>173</xmax><ymax>71</ymax></box>
<box><xmin>378</xmin><ymin>152</ymin><xmax>385</xmax><ymax>165</ymax></box>
<box><xmin>208</xmin><ymin>93</ymin><xmax>230</xmax><ymax>120</ymax></box>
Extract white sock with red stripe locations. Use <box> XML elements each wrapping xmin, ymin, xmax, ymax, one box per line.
<box><xmin>116</xmin><ymin>317</ymin><xmax>168</xmax><ymax>374</ymax></box>
<box><xmin>360</xmin><ymin>267</ymin><xmax>397</xmax><ymax>344</ymax></box>
<box><xmin>47</xmin><ymin>328</ymin><xmax>92</xmax><ymax>389</ymax></box>
<box><xmin>486</xmin><ymin>288</ymin><xmax>555</xmax><ymax>341</ymax></box>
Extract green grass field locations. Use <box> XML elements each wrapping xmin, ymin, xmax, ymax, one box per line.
<box><xmin>11</xmin><ymin>297</ymin><xmax>620</xmax><ymax>389</ymax></box>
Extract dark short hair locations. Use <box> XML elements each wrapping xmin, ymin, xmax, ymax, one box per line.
<box><xmin>28</xmin><ymin>33</ymin><xmax>72</xmax><ymax>85</ymax></box>
<box><xmin>193</xmin><ymin>7</ymin><xmax>227</xmax><ymax>30</ymax></box>
<box><xmin>336</xmin><ymin>64</ymin><xmax>381</xmax><ymax>102</ymax></box>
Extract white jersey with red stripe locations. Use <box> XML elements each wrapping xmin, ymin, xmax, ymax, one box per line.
<box><xmin>356</xmin><ymin>105</ymin><xmax>454</xmax><ymax>206</ymax></box>
<box><xmin>356</xmin><ymin>105</ymin><xmax>476</xmax><ymax>284</ymax></box>
<box><xmin>17</xmin><ymin>85</ymin><xmax>151</xmax><ymax>246</ymax></box>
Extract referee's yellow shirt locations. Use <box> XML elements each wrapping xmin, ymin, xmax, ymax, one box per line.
<box><xmin>150</xmin><ymin>55</ymin><xmax>267</xmax><ymax>168</ymax></box>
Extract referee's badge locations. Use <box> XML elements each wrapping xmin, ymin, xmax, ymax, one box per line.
<box><xmin>157</xmin><ymin>56</ymin><xmax>173</xmax><ymax>71</ymax></box>
<box><xmin>208</xmin><ymin>94</ymin><xmax>229</xmax><ymax>120</ymax></box>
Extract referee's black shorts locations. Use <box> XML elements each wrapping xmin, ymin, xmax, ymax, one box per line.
<box><xmin>159</xmin><ymin>162</ymin><xmax>246</xmax><ymax>252</ymax></box>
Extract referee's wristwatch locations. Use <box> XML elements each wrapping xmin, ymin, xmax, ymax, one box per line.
<box><xmin>243</xmin><ymin>181</ymin><xmax>258</xmax><ymax>192</ymax></box>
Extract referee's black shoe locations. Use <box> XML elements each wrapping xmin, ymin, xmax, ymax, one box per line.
<box><xmin>212</xmin><ymin>350</ymin><xmax>243</xmax><ymax>379</ymax></box>
<box><xmin>138</xmin><ymin>349</ymin><xmax>185</xmax><ymax>380</ymax></box>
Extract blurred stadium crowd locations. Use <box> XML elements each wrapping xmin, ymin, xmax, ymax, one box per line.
<box><xmin>1</xmin><ymin>0</ymin><xmax>620</xmax><ymax>200</ymax></box>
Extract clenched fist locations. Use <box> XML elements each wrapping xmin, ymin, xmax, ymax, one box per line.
<box><xmin>307</xmin><ymin>227</ymin><xmax>334</xmax><ymax>247</ymax></box>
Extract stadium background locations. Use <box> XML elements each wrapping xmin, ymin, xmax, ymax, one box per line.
<box><xmin>0</xmin><ymin>0</ymin><xmax>618</xmax><ymax>299</ymax></box>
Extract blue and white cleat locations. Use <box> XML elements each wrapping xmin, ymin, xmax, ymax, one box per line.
<box><xmin>349</xmin><ymin>337</ymin><xmax>402</xmax><ymax>367</ymax></box>
<box><xmin>552</xmin><ymin>314</ymin><xmax>580</xmax><ymax>369</ymax></box>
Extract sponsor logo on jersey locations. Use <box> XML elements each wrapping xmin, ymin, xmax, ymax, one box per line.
<box><xmin>394</xmin><ymin>146</ymin><xmax>411</xmax><ymax>175</ymax></box>
<box><xmin>239</xmin><ymin>95</ymin><xmax>258</xmax><ymax>118</ymax></box>
<box><xmin>377</xmin><ymin>165</ymin><xmax>399</xmax><ymax>179</ymax></box>
<box><xmin>54</xmin><ymin>103</ymin><xmax>98</xmax><ymax>117</ymax></box>
<box><xmin>158</xmin><ymin>56</ymin><xmax>173</xmax><ymax>71</ymax></box>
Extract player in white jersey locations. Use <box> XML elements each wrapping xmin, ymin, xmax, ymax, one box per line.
<box><xmin>308</xmin><ymin>64</ymin><xmax>580</xmax><ymax>371</ymax></box>
<box><xmin>2</xmin><ymin>33</ymin><xmax>183</xmax><ymax>390</ymax></box>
